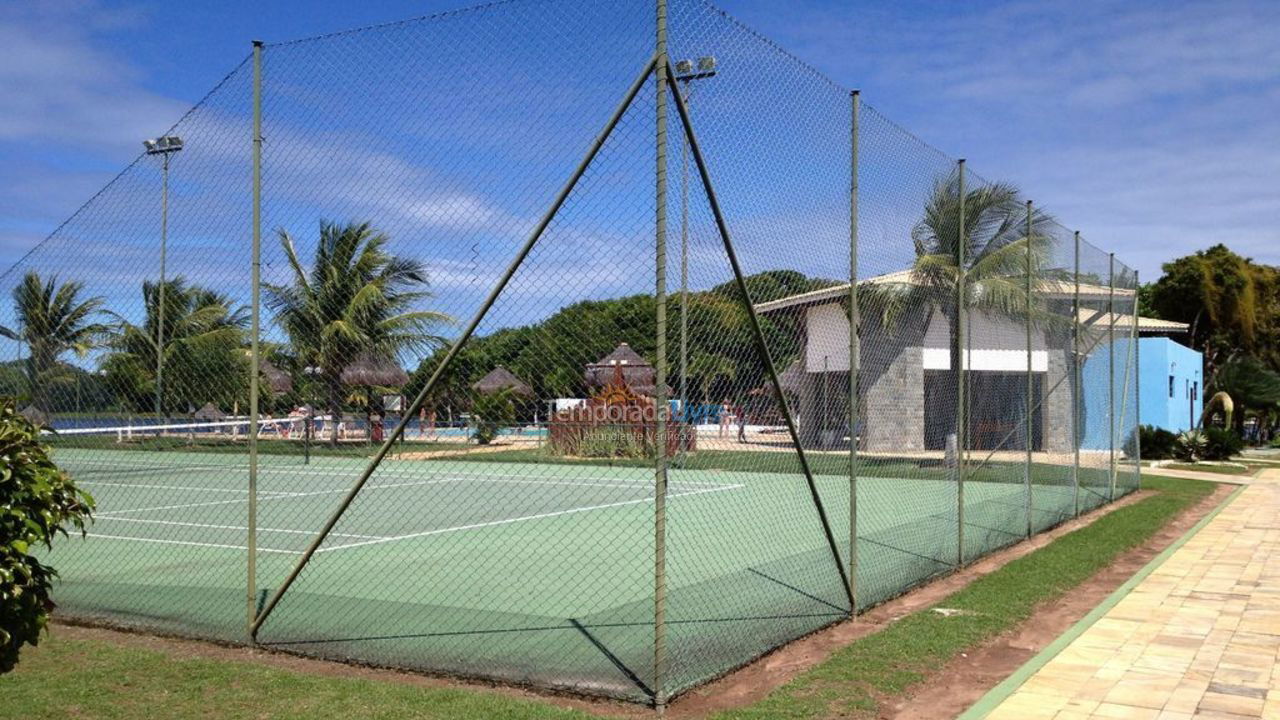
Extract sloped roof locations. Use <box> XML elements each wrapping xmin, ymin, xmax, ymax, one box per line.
<box><xmin>755</xmin><ymin>270</ymin><xmax>1136</xmax><ymax>314</ymax></box>
<box><xmin>471</xmin><ymin>366</ymin><xmax>533</xmax><ymax>396</ymax></box>
<box><xmin>340</xmin><ymin>352</ymin><xmax>409</xmax><ymax>387</ymax></box>
<box><xmin>589</xmin><ymin>342</ymin><xmax>649</xmax><ymax>368</ymax></box>
<box><xmin>193</xmin><ymin>402</ymin><xmax>226</xmax><ymax>420</ymax></box>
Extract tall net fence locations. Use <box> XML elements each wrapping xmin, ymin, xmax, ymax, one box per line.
<box><xmin>4</xmin><ymin>0</ymin><xmax>1142</xmax><ymax>705</ymax></box>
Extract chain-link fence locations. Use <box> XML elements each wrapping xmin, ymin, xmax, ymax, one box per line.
<box><xmin>4</xmin><ymin>0</ymin><xmax>1143</xmax><ymax>705</ymax></box>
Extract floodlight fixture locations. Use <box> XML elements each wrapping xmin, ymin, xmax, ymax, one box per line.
<box><xmin>143</xmin><ymin>135</ymin><xmax>184</xmax><ymax>155</ymax></box>
<box><xmin>674</xmin><ymin>55</ymin><xmax>717</xmax><ymax>82</ymax></box>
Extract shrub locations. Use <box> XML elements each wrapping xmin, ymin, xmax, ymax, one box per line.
<box><xmin>1</xmin><ymin>398</ymin><xmax>94</xmax><ymax>672</ymax></box>
<box><xmin>1202</xmin><ymin>426</ymin><xmax>1244</xmax><ymax>461</ymax></box>
<box><xmin>471</xmin><ymin>390</ymin><xmax>514</xmax><ymax>445</ymax></box>
<box><xmin>1126</xmin><ymin>424</ymin><xmax>1178</xmax><ymax>460</ymax></box>
<box><xmin>1175</xmin><ymin>429</ymin><xmax>1207</xmax><ymax>462</ymax></box>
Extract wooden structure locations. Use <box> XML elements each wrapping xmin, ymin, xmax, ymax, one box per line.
<box><xmin>550</xmin><ymin>363</ymin><xmax>693</xmax><ymax>457</ymax></box>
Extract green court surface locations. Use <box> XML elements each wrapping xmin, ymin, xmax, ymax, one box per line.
<box><xmin>43</xmin><ymin>447</ymin><xmax>1123</xmax><ymax>701</ymax></box>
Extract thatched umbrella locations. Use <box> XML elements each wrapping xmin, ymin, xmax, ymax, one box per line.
<box><xmin>19</xmin><ymin>405</ymin><xmax>50</xmax><ymax>427</ymax></box>
<box><xmin>193</xmin><ymin>402</ymin><xmax>226</xmax><ymax>421</ymax></box>
<box><xmin>471</xmin><ymin>366</ymin><xmax>533</xmax><ymax>397</ymax></box>
<box><xmin>340</xmin><ymin>352</ymin><xmax>409</xmax><ymax>388</ymax></box>
<box><xmin>260</xmin><ymin>359</ymin><xmax>293</xmax><ymax>395</ymax></box>
<box><xmin>585</xmin><ymin>343</ymin><xmax>672</xmax><ymax>396</ymax></box>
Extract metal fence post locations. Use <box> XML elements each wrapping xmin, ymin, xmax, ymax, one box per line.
<box><xmin>1072</xmin><ymin>231</ymin><xmax>1081</xmax><ymax>517</ymax></box>
<box><xmin>247</xmin><ymin>39</ymin><xmax>263</xmax><ymax>636</ymax></box>
<box><xmin>157</xmin><ymin>151</ymin><xmax>169</xmax><ymax>422</ymax></box>
<box><xmin>653</xmin><ymin>0</ymin><xmax>670</xmax><ymax>709</ymax></box>
<box><xmin>1024</xmin><ymin>201</ymin><xmax>1033</xmax><ymax>538</ymax></box>
<box><xmin>847</xmin><ymin>89</ymin><xmax>860</xmax><ymax>613</ymax></box>
<box><xmin>1133</xmin><ymin>270</ymin><xmax>1141</xmax><ymax>490</ymax></box>
<box><xmin>1108</xmin><ymin>252</ymin><xmax>1116</xmax><ymax>501</ymax></box>
<box><xmin>956</xmin><ymin>159</ymin><xmax>967</xmax><ymax>566</ymax></box>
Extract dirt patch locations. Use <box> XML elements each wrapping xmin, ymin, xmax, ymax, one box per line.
<box><xmin>49</xmin><ymin>483</ymin><xmax>1230</xmax><ymax>720</ymax></box>
<box><xmin>883</xmin><ymin>482</ymin><xmax>1234</xmax><ymax>720</ymax></box>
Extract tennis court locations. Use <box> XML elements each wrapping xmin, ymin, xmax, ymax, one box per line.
<box><xmin>40</xmin><ymin>443</ymin><xmax>1085</xmax><ymax>699</ymax></box>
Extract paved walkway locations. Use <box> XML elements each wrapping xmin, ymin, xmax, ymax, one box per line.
<box><xmin>974</xmin><ymin>470</ymin><xmax>1280</xmax><ymax>720</ymax></box>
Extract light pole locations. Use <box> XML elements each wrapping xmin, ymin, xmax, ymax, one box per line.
<box><xmin>303</xmin><ymin>365</ymin><xmax>322</xmax><ymax>464</ymax></box>
<box><xmin>143</xmin><ymin>135</ymin><xmax>183</xmax><ymax>422</ymax></box>
<box><xmin>673</xmin><ymin>56</ymin><xmax>716</xmax><ymax>459</ymax></box>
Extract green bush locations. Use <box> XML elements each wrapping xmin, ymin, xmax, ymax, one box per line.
<box><xmin>1126</xmin><ymin>424</ymin><xmax>1178</xmax><ymax>460</ymax></box>
<box><xmin>1175</xmin><ymin>429</ymin><xmax>1207</xmax><ymax>462</ymax></box>
<box><xmin>470</xmin><ymin>390</ymin><xmax>514</xmax><ymax>445</ymax></box>
<box><xmin>1202</xmin><ymin>426</ymin><xmax>1244</xmax><ymax>461</ymax></box>
<box><xmin>1</xmin><ymin>398</ymin><xmax>94</xmax><ymax>672</ymax></box>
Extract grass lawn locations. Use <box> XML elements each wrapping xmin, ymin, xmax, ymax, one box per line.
<box><xmin>0</xmin><ymin>474</ymin><xmax>1218</xmax><ymax>720</ymax></box>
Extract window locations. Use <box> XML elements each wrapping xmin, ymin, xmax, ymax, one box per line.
<box><xmin>1169</xmin><ymin>375</ymin><xmax>1175</xmax><ymax>398</ymax></box>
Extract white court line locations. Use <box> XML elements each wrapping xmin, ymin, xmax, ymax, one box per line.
<box><xmin>71</xmin><ymin>459</ymin><xmax>738</xmax><ymax>490</ymax></box>
<box><xmin>83</xmin><ymin>533</ymin><xmax>301</xmax><ymax>555</ymax></box>
<box><xmin>96</xmin><ymin>477</ymin><xmax>471</xmax><ymax>516</ymax></box>
<box><xmin>79</xmin><ymin>480</ymin><xmax>274</xmax><ymax>495</ymax></box>
<box><xmin>91</xmin><ymin>515</ymin><xmax>387</xmax><ymax>539</ymax></box>
<box><xmin>316</xmin><ymin>483</ymin><xmax>745</xmax><ymax>554</ymax></box>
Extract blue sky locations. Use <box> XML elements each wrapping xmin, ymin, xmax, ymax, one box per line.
<box><xmin>1</xmin><ymin>0</ymin><xmax>1276</xmax><ymax>291</ymax></box>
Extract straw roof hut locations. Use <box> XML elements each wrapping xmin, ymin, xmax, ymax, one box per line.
<box><xmin>193</xmin><ymin>402</ymin><xmax>226</xmax><ymax>421</ymax></box>
<box><xmin>584</xmin><ymin>343</ymin><xmax>672</xmax><ymax>397</ymax></box>
<box><xmin>260</xmin><ymin>359</ymin><xmax>293</xmax><ymax>395</ymax></box>
<box><xmin>340</xmin><ymin>352</ymin><xmax>409</xmax><ymax>387</ymax></box>
<box><xmin>471</xmin><ymin>366</ymin><xmax>533</xmax><ymax>397</ymax></box>
<box><xmin>19</xmin><ymin>405</ymin><xmax>50</xmax><ymax>426</ymax></box>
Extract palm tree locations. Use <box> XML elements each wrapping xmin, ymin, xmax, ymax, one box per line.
<box><xmin>690</xmin><ymin>352</ymin><xmax>737</xmax><ymax>404</ymax></box>
<box><xmin>860</xmin><ymin>177</ymin><xmax>1056</xmax><ymax>450</ymax></box>
<box><xmin>0</xmin><ymin>271</ymin><xmax>107</xmax><ymax>411</ymax></box>
<box><xmin>106</xmin><ymin>277</ymin><xmax>248</xmax><ymax>415</ymax></box>
<box><xmin>264</xmin><ymin>221</ymin><xmax>450</xmax><ymax>445</ymax></box>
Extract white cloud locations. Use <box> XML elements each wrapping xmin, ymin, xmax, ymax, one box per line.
<box><xmin>0</xmin><ymin>2</ymin><xmax>188</xmax><ymax>151</ymax></box>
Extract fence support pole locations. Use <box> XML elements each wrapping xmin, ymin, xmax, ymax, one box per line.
<box><xmin>247</xmin><ymin>39</ymin><xmax>263</xmax><ymax>636</ymax></box>
<box><xmin>157</xmin><ymin>151</ymin><xmax>169</xmax><ymax>422</ymax></box>
<box><xmin>653</xmin><ymin>0</ymin><xmax>670</xmax><ymax>710</ymax></box>
<box><xmin>666</xmin><ymin>60</ymin><xmax>855</xmax><ymax>612</ymax></box>
<box><xmin>1133</xmin><ymin>270</ymin><xmax>1141</xmax><ymax>489</ymax></box>
<box><xmin>1108</xmin><ymin>252</ymin><xmax>1116</xmax><ymax>501</ymax></box>
<box><xmin>956</xmin><ymin>159</ymin><xmax>967</xmax><ymax>567</ymax></box>
<box><xmin>1072</xmin><ymin>231</ymin><xmax>1081</xmax><ymax>517</ymax></box>
<box><xmin>847</xmin><ymin>89</ymin><xmax>860</xmax><ymax>613</ymax></box>
<box><xmin>1024</xmin><ymin>201</ymin><xmax>1034</xmax><ymax>538</ymax></box>
<box><xmin>249</xmin><ymin>53</ymin><xmax>659</xmax><ymax>640</ymax></box>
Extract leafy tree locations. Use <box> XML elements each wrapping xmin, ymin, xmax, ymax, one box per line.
<box><xmin>0</xmin><ymin>272</ymin><xmax>106</xmax><ymax>412</ymax></box>
<box><xmin>1206</xmin><ymin>356</ymin><xmax>1280</xmax><ymax>436</ymax></box>
<box><xmin>860</xmin><ymin>177</ymin><xmax>1055</xmax><ymax>447</ymax></box>
<box><xmin>0</xmin><ymin>398</ymin><xmax>94</xmax><ymax>672</ymax></box>
<box><xmin>471</xmin><ymin>389</ymin><xmax>514</xmax><ymax>445</ymax></box>
<box><xmin>105</xmin><ymin>278</ymin><xmax>248</xmax><ymax>415</ymax></box>
<box><xmin>1145</xmin><ymin>245</ymin><xmax>1280</xmax><ymax>377</ymax></box>
<box><xmin>689</xmin><ymin>352</ymin><xmax>737</xmax><ymax>403</ymax></box>
<box><xmin>264</xmin><ymin>221</ymin><xmax>450</xmax><ymax>444</ymax></box>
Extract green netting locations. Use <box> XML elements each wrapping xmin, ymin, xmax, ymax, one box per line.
<box><xmin>8</xmin><ymin>0</ymin><xmax>1145</xmax><ymax>705</ymax></box>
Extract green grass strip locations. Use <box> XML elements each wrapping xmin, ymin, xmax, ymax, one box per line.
<box><xmin>957</xmin><ymin>481</ymin><xmax>1246</xmax><ymax>720</ymax></box>
<box><xmin>709</xmin><ymin>475</ymin><xmax>1218</xmax><ymax>720</ymax></box>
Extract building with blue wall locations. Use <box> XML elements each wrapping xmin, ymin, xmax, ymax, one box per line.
<box><xmin>1081</xmin><ymin>331</ymin><xmax>1202</xmax><ymax>449</ymax></box>
<box><xmin>1140</xmin><ymin>337</ymin><xmax>1203</xmax><ymax>433</ymax></box>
